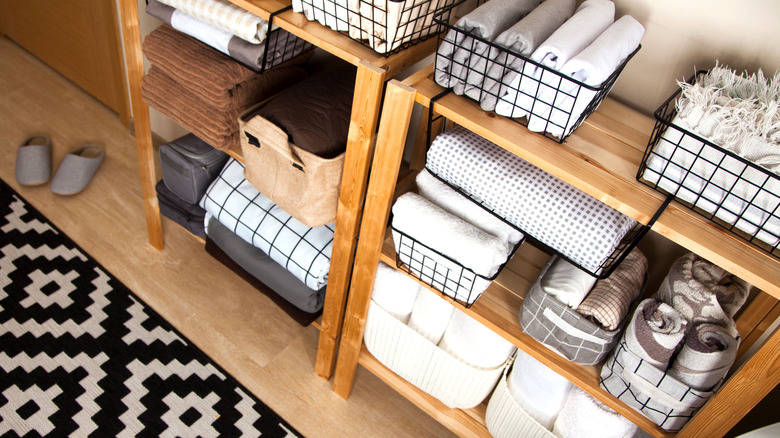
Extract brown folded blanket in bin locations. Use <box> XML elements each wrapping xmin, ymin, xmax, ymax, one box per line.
<box><xmin>142</xmin><ymin>24</ymin><xmax>311</xmax><ymax>110</ymax></box>
<box><xmin>142</xmin><ymin>66</ymin><xmax>241</xmax><ymax>151</ymax></box>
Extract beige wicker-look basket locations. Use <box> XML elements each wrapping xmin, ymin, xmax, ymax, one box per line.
<box><xmin>485</xmin><ymin>362</ymin><xmax>558</xmax><ymax>438</ymax></box>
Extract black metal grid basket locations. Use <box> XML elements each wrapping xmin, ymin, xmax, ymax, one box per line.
<box><xmin>431</xmin><ymin>3</ymin><xmax>639</xmax><ymax>143</ymax></box>
<box><xmin>258</xmin><ymin>8</ymin><xmax>317</xmax><ymax>72</ymax></box>
<box><xmin>637</xmin><ymin>72</ymin><xmax>780</xmax><ymax>258</ymax></box>
<box><xmin>291</xmin><ymin>0</ymin><xmax>460</xmax><ymax>55</ymax></box>
<box><xmin>391</xmin><ymin>225</ymin><xmax>523</xmax><ymax>308</ymax></box>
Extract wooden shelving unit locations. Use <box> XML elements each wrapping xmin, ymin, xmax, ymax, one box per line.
<box><xmin>116</xmin><ymin>0</ymin><xmax>443</xmax><ymax>382</ymax></box>
<box><xmin>330</xmin><ymin>67</ymin><xmax>780</xmax><ymax>438</ymax></box>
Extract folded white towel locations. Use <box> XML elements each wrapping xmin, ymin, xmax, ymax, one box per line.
<box><xmin>439</xmin><ymin>309</ymin><xmax>517</xmax><ymax>369</ymax></box>
<box><xmin>507</xmin><ymin>349</ymin><xmax>572</xmax><ymax>430</ymax></box>
<box><xmin>539</xmin><ymin>256</ymin><xmax>598</xmax><ymax>308</ymax></box>
<box><xmin>407</xmin><ymin>288</ymin><xmax>455</xmax><ymax>344</ymax></box>
<box><xmin>392</xmin><ymin>192</ymin><xmax>514</xmax><ymax>277</ymax></box>
<box><xmin>371</xmin><ymin>261</ymin><xmax>422</xmax><ymax>324</ymax></box>
<box><xmin>552</xmin><ymin>387</ymin><xmax>638</xmax><ymax>438</ymax></box>
<box><xmin>415</xmin><ymin>169</ymin><xmax>524</xmax><ymax>246</ymax></box>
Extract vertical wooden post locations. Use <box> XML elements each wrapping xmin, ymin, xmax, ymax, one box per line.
<box><xmin>332</xmin><ymin>80</ymin><xmax>417</xmax><ymax>398</ymax></box>
<box><xmin>117</xmin><ymin>0</ymin><xmax>163</xmax><ymax>249</ymax></box>
<box><xmin>315</xmin><ymin>61</ymin><xmax>387</xmax><ymax>380</ymax></box>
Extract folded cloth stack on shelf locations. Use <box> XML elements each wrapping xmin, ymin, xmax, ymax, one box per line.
<box><xmin>146</xmin><ymin>0</ymin><xmax>314</xmax><ymax>70</ymax></box>
<box><xmin>200</xmin><ymin>158</ymin><xmax>335</xmax><ymax>292</ymax></box>
<box><xmin>426</xmin><ymin>125</ymin><xmax>637</xmax><ymax>275</ymax></box>
<box><xmin>505</xmin><ymin>349</ymin><xmax>573</xmax><ymax>430</ymax></box>
<box><xmin>520</xmin><ymin>249</ymin><xmax>646</xmax><ymax>365</ymax></box>
<box><xmin>141</xmin><ymin>24</ymin><xmax>311</xmax><ymax>151</ymax></box>
<box><xmin>552</xmin><ymin>387</ymin><xmax>637</xmax><ymax>438</ymax></box>
<box><xmin>641</xmin><ymin>65</ymin><xmax>780</xmax><ymax>249</ymax></box>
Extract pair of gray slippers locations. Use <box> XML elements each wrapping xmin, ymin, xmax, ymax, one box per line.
<box><xmin>15</xmin><ymin>136</ymin><xmax>105</xmax><ymax>195</ymax></box>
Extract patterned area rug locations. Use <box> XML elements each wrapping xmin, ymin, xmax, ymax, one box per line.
<box><xmin>0</xmin><ymin>179</ymin><xmax>303</xmax><ymax>437</ymax></box>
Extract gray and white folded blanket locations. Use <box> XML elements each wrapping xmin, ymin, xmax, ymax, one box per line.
<box><xmin>656</xmin><ymin>252</ymin><xmax>751</xmax><ymax>338</ymax></box>
<box><xmin>667</xmin><ymin>323</ymin><xmax>738</xmax><ymax>391</ymax></box>
<box><xmin>624</xmin><ymin>298</ymin><xmax>687</xmax><ymax>369</ymax></box>
<box><xmin>434</xmin><ymin>0</ymin><xmax>540</xmax><ymax>95</ymax></box>
<box><xmin>200</xmin><ymin>158</ymin><xmax>334</xmax><ymax>291</ymax></box>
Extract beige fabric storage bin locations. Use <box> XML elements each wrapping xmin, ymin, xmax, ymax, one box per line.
<box><xmin>485</xmin><ymin>364</ymin><xmax>558</xmax><ymax>438</ymax></box>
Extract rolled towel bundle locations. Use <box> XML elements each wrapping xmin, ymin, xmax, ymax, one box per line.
<box><xmin>667</xmin><ymin>323</ymin><xmax>739</xmax><ymax>391</ymax></box>
<box><xmin>624</xmin><ymin>298</ymin><xmax>687</xmax><ymax>369</ymax></box>
<box><xmin>434</xmin><ymin>0</ymin><xmax>540</xmax><ymax>93</ymax></box>
<box><xmin>507</xmin><ymin>349</ymin><xmax>572</xmax><ymax>430</ymax></box>
<box><xmin>479</xmin><ymin>0</ymin><xmax>576</xmax><ymax>111</ymax></box>
<box><xmin>539</xmin><ymin>256</ymin><xmax>598</xmax><ymax>309</ymax></box>
<box><xmin>415</xmin><ymin>169</ymin><xmax>524</xmax><ymax>246</ymax></box>
<box><xmin>439</xmin><ymin>309</ymin><xmax>517</xmax><ymax>369</ymax></box>
<box><xmin>552</xmin><ymin>387</ymin><xmax>637</xmax><ymax>438</ymax></box>
<box><xmin>656</xmin><ymin>252</ymin><xmax>751</xmax><ymax>337</ymax></box>
<box><xmin>372</xmin><ymin>261</ymin><xmax>422</xmax><ymax>324</ymax></box>
<box><xmin>392</xmin><ymin>192</ymin><xmax>514</xmax><ymax>277</ymax></box>
<box><xmin>407</xmin><ymin>288</ymin><xmax>455</xmax><ymax>344</ymax></box>
<box><xmin>576</xmin><ymin>247</ymin><xmax>647</xmax><ymax>330</ymax></box>
<box><xmin>158</xmin><ymin>0</ymin><xmax>271</xmax><ymax>43</ymax></box>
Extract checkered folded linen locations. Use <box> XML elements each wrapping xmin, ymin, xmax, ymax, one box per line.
<box><xmin>159</xmin><ymin>0</ymin><xmax>270</xmax><ymax>43</ymax></box>
<box><xmin>426</xmin><ymin>125</ymin><xmax>636</xmax><ymax>274</ymax></box>
<box><xmin>200</xmin><ymin>158</ymin><xmax>334</xmax><ymax>290</ymax></box>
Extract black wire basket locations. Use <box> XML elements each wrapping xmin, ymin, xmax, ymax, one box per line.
<box><xmin>257</xmin><ymin>8</ymin><xmax>317</xmax><ymax>72</ymax></box>
<box><xmin>432</xmin><ymin>3</ymin><xmax>639</xmax><ymax>142</ymax></box>
<box><xmin>637</xmin><ymin>71</ymin><xmax>780</xmax><ymax>258</ymax></box>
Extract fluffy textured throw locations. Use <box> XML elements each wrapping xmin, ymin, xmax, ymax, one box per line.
<box><xmin>141</xmin><ymin>67</ymin><xmax>241</xmax><ymax>150</ymax></box>
<box><xmin>142</xmin><ymin>24</ymin><xmax>309</xmax><ymax>110</ymax></box>
<box><xmin>415</xmin><ymin>169</ymin><xmax>524</xmax><ymax>246</ymax></box>
<box><xmin>439</xmin><ymin>309</ymin><xmax>517</xmax><ymax>369</ymax></box>
<box><xmin>479</xmin><ymin>0</ymin><xmax>576</xmax><ymax>111</ymax></box>
<box><xmin>624</xmin><ymin>298</ymin><xmax>687</xmax><ymax>369</ymax></box>
<box><xmin>538</xmin><ymin>256</ymin><xmax>598</xmax><ymax>309</ymax></box>
<box><xmin>434</xmin><ymin>0</ymin><xmax>540</xmax><ymax>94</ymax></box>
<box><xmin>668</xmin><ymin>323</ymin><xmax>738</xmax><ymax>391</ymax></box>
<box><xmin>371</xmin><ymin>261</ymin><xmax>422</xmax><ymax>324</ymax></box>
<box><xmin>656</xmin><ymin>252</ymin><xmax>751</xmax><ymax>337</ymax></box>
<box><xmin>407</xmin><ymin>288</ymin><xmax>455</xmax><ymax>345</ymax></box>
<box><xmin>158</xmin><ymin>0</ymin><xmax>270</xmax><ymax>43</ymax></box>
<box><xmin>507</xmin><ymin>349</ymin><xmax>572</xmax><ymax>430</ymax></box>
<box><xmin>577</xmin><ymin>247</ymin><xmax>647</xmax><ymax>330</ymax></box>
<box><xmin>552</xmin><ymin>387</ymin><xmax>637</xmax><ymax>438</ymax></box>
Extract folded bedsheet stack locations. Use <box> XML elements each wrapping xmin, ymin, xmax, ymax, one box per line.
<box><xmin>435</xmin><ymin>0</ymin><xmax>643</xmax><ymax>139</ymax></box>
<box><xmin>600</xmin><ymin>252</ymin><xmax>752</xmax><ymax>431</ymax></box>
<box><xmin>141</xmin><ymin>24</ymin><xmax>311</xmax><ymax>151</ymax></box>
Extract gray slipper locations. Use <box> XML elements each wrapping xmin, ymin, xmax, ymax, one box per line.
<box><xmin>50</xmin><ymin>144</ymin><xmax>105</xmax><ymax>195</ymax></box>
<box><xmin>15</xmin><ymin>135</ymin><xmax>52</xmax><ymax>186</ymax></box>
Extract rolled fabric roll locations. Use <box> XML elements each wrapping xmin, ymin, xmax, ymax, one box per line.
<box><xmin>158</xmin><ymin>0</ymin><xmax>270</xmax><ymax>43</ymax></box>
<box><xmin>624</xmin><ymin>298</ymin><xmax>687</xmax><ymax>369</ymax></box>
<box><xmin>539</xmin><ymin>256</ymin><xmax>598</xmax><ymax>309</ymax></box>
<box><xmin>552</xmin><ymin>387</ymin><xmax>637</xmax><ymax>438</ymax></box>
<box><xmin>439</xmin><ymin>309</ymin><xmax>517</xmax><ymax>369</ymax></box>
<box><xmin>667</xmin><ymin>323</ymin><xmax>739</xmax><ymax>391</ymax></box>
<box><xmin>407</xmin><ymin>288</ymin><xmax>455</xmax><ymax>345</ymax></box>
<box><xmin>415</xmin><ymin>169</ymin><xmax>524</xmax><ymax>246</ymax></box>
<box><xmin>506</xmin><ymin>349</ymin><xmax>572</xmax><ymax>430</ymax></box>
<box><xmin>371</xmin><ymin>261</ymin><xmax>422</xmax><ymax>324</ymax></box>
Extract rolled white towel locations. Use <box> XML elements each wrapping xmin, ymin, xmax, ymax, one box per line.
<box><xmin>552</xmin><ymin>387</ymin><xmax>638</xmax><ymax>438</ymax></box>
<box><xmin>539</xmin><ymin>256</ymin><xmax>597</xmax><ymax>308</ymax></box>
<box><xmin>371</xmin><ymin>261</ymin><xmax>422</xmax><ymax>324</ymax></box>
<box><xmin>415</xmin><ymin>169</ymin><xmax>524</xmax><ymax>246</ymax></box>
<box><xmin>507</xmin><ymin>349</ymin><xmax>572</xmax><ymax>430</ymax></box>
<box><xmin>392</xmin><ymin>192</ymin><xmax>514</xmax><ymax>277</ymax></box>
<box><xmin>439</xmin><ymin>309</ymin><xmax>517</xmax><ymax>369</ymax></box>
<box><xmin>407</xmin><ymin>288</ymin><xmax>455</xmax><ymax>344</ymax></box>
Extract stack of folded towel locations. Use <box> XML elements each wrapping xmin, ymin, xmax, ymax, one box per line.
<box><xmin>141</xmin><ymin>24</ymin><xmax>310</xmax><ymax>151</ymax></box>
<box><xmin>552</xmin><ymin>387</ymin><xmax>637</xmax><ymax>438</ymax></box>
<box><xmin>506</xmin><ymin>349</ymin><xmax>572</xmax><ymax>430</ymax></box>
<box><xmin>435</xmin><ymin>0</ymin><xmax>644</xmax><ymax>139</ymax></box>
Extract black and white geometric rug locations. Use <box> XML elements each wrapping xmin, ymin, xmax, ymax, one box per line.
<box><xmin>0</xmin><ymin>179</ymin><xmax>303</xmax><ymax>437</ymax></box>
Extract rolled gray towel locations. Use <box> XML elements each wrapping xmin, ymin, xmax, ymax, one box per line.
<box><xmin>667</xmin><ymin>323</ymin><xmax>738</xmax><ymax>391</ymax></box>
<box><xmin>624</xmin><ymin>298</ymin><xmax>687</xmax><ymax>369</ymax></box>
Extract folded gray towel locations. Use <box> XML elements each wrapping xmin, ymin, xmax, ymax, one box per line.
<box><xmin>667</xmin><ymin>323</ymin><xmax>738</xmax><ymax>391</ymax></box>
<box><xmin>477</xmin><ymin>0</ymin><xmax>576</xmax><ymax>111</ymax></box>
<box><xmin>624</xmin><ymin>298</ymin><xmax>687</xmax><ymax>369</ymax></box>
<box><xmin>434</xmin><ymin>0</ymin><xmax>540</xmax><ymax>95</ymax></box>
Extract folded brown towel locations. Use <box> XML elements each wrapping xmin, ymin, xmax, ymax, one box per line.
<box><xmin>142</xmin><ymin>24</ymin><xmax>310</xmax><ymax>110</ymax></box>
<box><xmin>142</xmin><ymin>66</ymin><xmax>240</xmax><ymax>151</ymax></box>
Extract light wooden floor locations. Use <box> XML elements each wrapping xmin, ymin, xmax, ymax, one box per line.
<box><xmin>0</xmin><ymin>36</ymin><xmax>457</xmax><ymax>438</ymax></box>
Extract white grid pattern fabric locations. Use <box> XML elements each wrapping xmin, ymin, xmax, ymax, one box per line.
<box><xmin>159</xmin><ymin>0</ymin><xmax>270</xmax><ymax>43</ymax></box>
<box><xmin>200</xmin><ymin>159</ymin><xmax>334</xmax><ymax>290</ymax></box>
<box><xmin>426</xmin><ymin>125</ymin><xmax>636</xmax><ymax>273</ymax></box>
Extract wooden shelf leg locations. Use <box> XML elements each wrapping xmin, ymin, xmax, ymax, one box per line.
<box><xmin>315</xmin><ymin>61</ymin><xmax>387</xmax><ymax>380</ymax></box>
<box><xmin>117</xmin><ymin>0</ymin><xmax>163</xmax><ymax>250</ymax></box>
<box><xmin>331</xmin><ymin>80</ymin><xmax>417</xmax><ymax>398</ymax></box>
